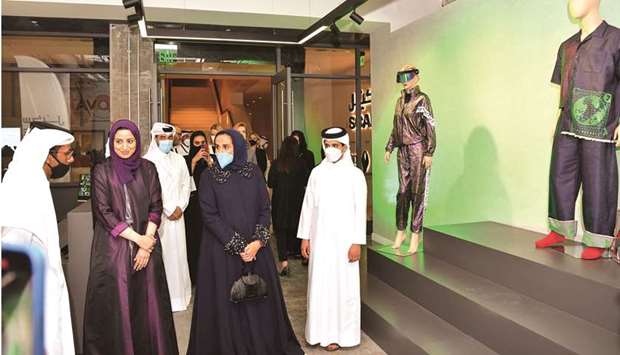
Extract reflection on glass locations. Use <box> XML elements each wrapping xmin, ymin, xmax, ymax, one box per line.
<box><xmin>360</xmin><ymin>49</ymin><xmax>371</xmax><ymax>77</ymax></box>
<box><xmin>2</xmin><ymin>36</ymin><xmax>109</xmax><ymax>69</ymax></box>
<box><xmin>158</xmin><ymin>42</ymin><xmax>276</xmax><ymax>74</ymax></box>
<box><xmin>1</xmin><ymin>71</ymin><xmax>110</xmax><ymax>182</ymax></box>
<box><xmin>282</xmin><ymin>47</ymin><xmax>356</xmax><ymax>75</ymax></box>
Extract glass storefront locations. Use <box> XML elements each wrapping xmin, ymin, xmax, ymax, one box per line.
<box><xmin>2</xmin><ymin>36</ymin><xmax>110</xmax><ymax>181</ymax></box>
<box><xmin>157</xmin><ymin>42</ymin><xmax>276</xmax><ymax>74</ymax></box>
<box><xmin>2</xmin><ymin>35</ymin><xmax>109</xmax><ymax>69</ymax></box>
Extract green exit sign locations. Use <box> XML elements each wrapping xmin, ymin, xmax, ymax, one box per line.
<box><xmin>158</xmin><ymin>49</ymin><xmax>177</xmax><ymax>64</ymax></box>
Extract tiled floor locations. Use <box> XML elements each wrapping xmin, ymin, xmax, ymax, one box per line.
<box><xmin>173</xmin><ymin>251</ymin><xmax>385</xmax><ymax>354</ymax></box>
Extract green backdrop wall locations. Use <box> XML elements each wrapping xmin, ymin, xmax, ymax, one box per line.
<box><xmin>371</xmin><ymin>0</ymin><xmax>620</xmax><ymax>242</ymax></box>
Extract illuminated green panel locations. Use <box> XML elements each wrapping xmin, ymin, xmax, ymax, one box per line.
<box><xmin>371</xmin><ymin>0</ymin><xmax>620</xmax><ymax>242</ymax></box>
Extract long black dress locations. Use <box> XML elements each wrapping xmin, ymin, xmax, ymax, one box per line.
<box><xmin>299</xmin><ymin>149</ymin><xmax>315</xmax><ymax>174</ymax></box>
<box><xmin>184</xmin><ymin>156</ymin><xmax>208</xmax><ymax>285</ymax></box>
<box><xmin>187</xmin><ymin>129</ymin><xmax>302</xmax><ymax>355</ymax></box>
<box><xmin>268</xmin><ymin>159</ymin><xmax>307</xmax><ymax>261</ymax></box>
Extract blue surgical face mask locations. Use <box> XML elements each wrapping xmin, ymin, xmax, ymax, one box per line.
<box><xmin>216</xmin><ymin>152</ymin><xmax>234</xmax><ymax>169</ymax></box>
<box><xmin>158</xmin><ymin>140</ymin><xmax>173</xmax><ymax>154</ymax></box>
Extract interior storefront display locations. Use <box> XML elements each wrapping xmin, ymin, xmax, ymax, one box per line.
<box><xmin>536</xmin><ymin>0</ymin><xmax>620</xmax><ymax>260</ymax></box>
<box><xmin>384</xmin><ymin>65</ymin><xmax>436</xmax><ymax>255</ymax></box>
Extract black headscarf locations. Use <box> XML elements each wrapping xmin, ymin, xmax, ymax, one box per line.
<box><xmin>188</xmin><ymin>130</ymin><xmax>207</xmax><ymax>160</ymax></box>
<box><xmin>215</xmin><ymin>129</ymin><xmax>247</xmax><ymax>169</ymax></box>
<box><xmin>291</xmin><ymin>130</ymin><xmax>308</xmax><ymax>151</ymax></box>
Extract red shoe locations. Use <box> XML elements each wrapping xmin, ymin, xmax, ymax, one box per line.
<box><xmin>535</xmin><ymin>231</ymin><xmax>566</xmax><ymax>248</ymax></box>
<box><xmin>581</xmin><ymin>247</ymin><xmax>605</xmax><ymax>260</ymax></box>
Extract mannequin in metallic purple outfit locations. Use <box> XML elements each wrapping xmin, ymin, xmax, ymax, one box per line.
<box><xmin>385</xmin><ymin>65</ymin><xmax>436</xmax><ymax>254</ymax></box>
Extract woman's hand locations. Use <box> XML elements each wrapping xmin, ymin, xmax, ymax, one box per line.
<box><xmin>134</xmin><ymin>248</ymin><xmax>151</xmax><ymax>271</ymax></box>
<box><xmin>240</xmin><ymin>240</ymin><xmax>262</xmax><ymax>263</ymax></box>
<box><xmin>136</xmin><ymin>234</ymin><xmax>156</xmax><ymax>252</ymax></box>
<box><xmin>191</xmin><ymin>149</ymin><xmax>205</xmax><ymax>166</ymax></box>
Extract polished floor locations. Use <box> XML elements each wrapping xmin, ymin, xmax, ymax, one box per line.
<box><xmin>173</xmin><ymin>252</ymin><xmax>385</xmax><ymax>354</ymax></box>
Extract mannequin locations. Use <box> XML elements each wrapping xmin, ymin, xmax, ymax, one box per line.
<box><xmin>385</xmin><ymin>65</ymin><xmax>436</xmax><ymax>254</ymax></box>
<box><xmin>536</xmin><ymin>0</ymin><xmax>620</xmax><ymax>260</ymax></box>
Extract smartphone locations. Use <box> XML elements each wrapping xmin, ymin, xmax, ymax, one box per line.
<box><xmin>2</xmin><ymin>243</ymin><xmax>46</xmax><ymax>355</ymax></box>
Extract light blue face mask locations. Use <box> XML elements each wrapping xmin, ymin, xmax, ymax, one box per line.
<box><xmin>158</xmin><ymin>140</ymin><xmax>173</xmax><ymax>154</ymax></box>
<box><xmin>216</xmin><ymin>152</ymin><xmax>234</xmax><ymax>169</ymax></box>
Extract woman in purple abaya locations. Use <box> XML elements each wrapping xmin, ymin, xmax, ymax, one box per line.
<box><xmin>83</xmin><ymin>119</ymin><xmax>178</xmax><ymax>355</ymax></box>
<box><xmin>187</xmin><ymin>129</ymin><xmax>302</xmax><ymax>355</ymax></box>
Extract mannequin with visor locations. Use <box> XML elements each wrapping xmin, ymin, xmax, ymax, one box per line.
<box><xmin>385</xmin><ymin>65</ymin><xmax>437</xmax><ymax>254</ymax></box>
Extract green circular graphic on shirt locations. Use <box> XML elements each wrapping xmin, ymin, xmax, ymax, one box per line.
<box><xmin>572</xmin><ymin>93</ymin><xmax>612</xmax><ymax>127</ymax></box>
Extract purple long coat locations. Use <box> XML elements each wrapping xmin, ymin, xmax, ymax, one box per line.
<box><xmin>84</xmin><ymin>158</ymin><xmax>178</xmax><ymax>355</ymax></box>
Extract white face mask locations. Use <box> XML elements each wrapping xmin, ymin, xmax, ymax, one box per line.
<box><xmin>324</xmin><ymin>147</ymin><xmax>343</xmax><ymax>163</ymax></box>
<box><xmin>183</xmin><ymin>138</ymin><xmax>190</xmax><ymax>146</ymax></box>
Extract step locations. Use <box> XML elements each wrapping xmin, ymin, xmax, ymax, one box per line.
<box><xmin>362</xmin><ymin>273</ymin><xmax>497</xmax><ymax>355</ymax></box>
<box><xmin>424</xmin><ymin>222</ymin><xmax>620</xmax><ymax>333</ymax></box>
<box><xmin>368</xmin><ymin>244</ymin><xmax>620</xmax><ymax>355</ymax></box>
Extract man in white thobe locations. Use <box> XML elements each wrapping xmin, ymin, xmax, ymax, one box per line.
<box><xmin>144</xmin><ymin>122</ymin><xmax>192</xmax><ymax>312</ymax></box>
<box><xmin>297</xmin><ymin>127</ymin><xmax>367</xmax><ymax>351</ymax></box>
<box><xmin>0</xmin><ymin>124</ymin><xmax>76</xmax><ymax>355</ymax></box>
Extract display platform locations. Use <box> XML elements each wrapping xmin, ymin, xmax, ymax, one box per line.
<box><xmin>362</xmin><ymin>222</ymin><xmax>620</xmax><ymax>355</ymax></box>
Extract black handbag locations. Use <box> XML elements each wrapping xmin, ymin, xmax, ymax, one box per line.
<box><xmin>230</xmin><ymin>262</ymin><xmax>268</xmax><ymax>303</ymax></box>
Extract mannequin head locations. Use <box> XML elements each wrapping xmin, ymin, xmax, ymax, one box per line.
<box><xmin>568</xmin><ymin>0</ymin><xmax>600</xmax><ymax>20</ymax></box>
<box><xmin>399</xmin><ymin>64</ymin><xmax>420</xmax><ymax>91</ymax></box>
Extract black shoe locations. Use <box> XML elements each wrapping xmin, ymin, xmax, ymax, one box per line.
<box><xmin>279</xmin><ymin>266</ymin><xmax>290</xmax><ymax>277</ymax></box>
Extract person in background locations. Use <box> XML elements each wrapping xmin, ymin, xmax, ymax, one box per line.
<box><xmin>83</xmin><ymin>119</ymin><xmax>178</xmax><ymax>355</ymax></box>
<box><xmin>250</xmin><ymin>132</ymin><xmax>268</xmax><ymax>175</ymax></box>
<box><xmin>172</xmin><ymin>125</ymin><xmax>186</xmax><ymax>156</ymax></box>
<box><xmin>233</xmin><ymin>122</ymin><xmax>258</xmax><ymax>165</ymax></box>
<box><xmin>0</xmin><ymin>123</ymin><xmax>76</xmax><ymax>355</ymax></box>
<box><xmin>291</xmin><ymin>130</ymin><xmax>315</xmax><ymax>266</ymax></box>
<box><xmin>291</xmin><ymin>130</ymin><xmax>316</xmax><ymax>174</ymax></box>
<box><xmin>268</xmin><ymin>136</ymin><xmax>307</xmax><ymax>276</ymax></box>
<box><xmin>187</xmin><ymin>129</ymin><xmax>302</xmax><ymax>355</ymax></box>
<box><xmin>144</xmin><ymin>123</ymin><xmax>192</xmax><ymax>312</ymax></box>
<box><xmin>297</xmin><ymin>127</ymin><xmax>367</xmax><ymax>352</ymax></box>
<box><xmin>209</xmin><ymin>123</ymin><xmax>223</xmax><ymax>154</ymax></box>
<box><xmin>174</xmin><ymin>127</ymin><xmax>191</xmax><ymax>157</ymax></box>
<box><xmin>184</xmin><ymin>130</ymin><xmax>212</xmax><ymax>285</ymax></box>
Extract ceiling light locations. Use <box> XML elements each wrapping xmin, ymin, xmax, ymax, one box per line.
<box><xmin>122</xmin><ymin>0</ymin><xmax>140</xmax><ymax>8</ymax></box>
<box><xmin>138</xmin><ymin>18</ymin><xmax>147</xmax><ymax>37</ymax></box>
<box><xmin>298</xmin><ymin>25</ymin><xmax>328</xmax><ymax>45</ymax></box>
<box><xmin>350</xmin><ymin>10</ymin><xmax>364</xmax><ymax>25</ymax></box>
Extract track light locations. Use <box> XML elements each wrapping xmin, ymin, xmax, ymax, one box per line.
<box><xmin>123</xmin><ymin>0</ymin><xmax>144</xmax><ymax>19</ymax></box>
<box><xmin>122</xmin><ymin>0</ymin><xmax>140</xmax><ymax>8</ymax></box>
<box><xmin>350</xmin><ymin>10</ymin><xmax>364</xmax><ymax>25</ymax></box>
<box><xmin>330</xmin><ymin>23</ymin><xmax>341</xmax><ymax>36</ymax></box>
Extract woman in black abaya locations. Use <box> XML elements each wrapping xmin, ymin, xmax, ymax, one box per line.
<box><xmin>187</xmin><ymin>129</ymin><xmax>302</xmax><ymax>355</ymax></box>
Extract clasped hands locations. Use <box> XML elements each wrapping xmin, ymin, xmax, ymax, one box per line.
<box><xmin>240</xmin><ymin>240</ymin><xmax>262</xmax><ymax>263</ymax></box>
<box><xmin>134</xmin><ymin>233</ymin><xmax>156</xmax><ymax>271</ymax></box>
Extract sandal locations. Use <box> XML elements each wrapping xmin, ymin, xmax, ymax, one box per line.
<box><xmin>325</xmin><ymin>344</ymin><xmax>340</xmax><ymax>352</ymax></box>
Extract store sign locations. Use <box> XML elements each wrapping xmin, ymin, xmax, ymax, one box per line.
<box><xmin>158</xmin><ymin>49</ymin><xmax>177</xmax><ymax>64</ymax></box>
<box><xmin>348</xmin><ymin>88</ymin><xmax>372</xmax><ymax>129</ymax></box>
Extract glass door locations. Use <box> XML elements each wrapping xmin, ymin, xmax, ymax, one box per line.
<box><xmin>271</xmin><ymin>67</ymin><xmax>292</xmax><ymax>158</ymax></box>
